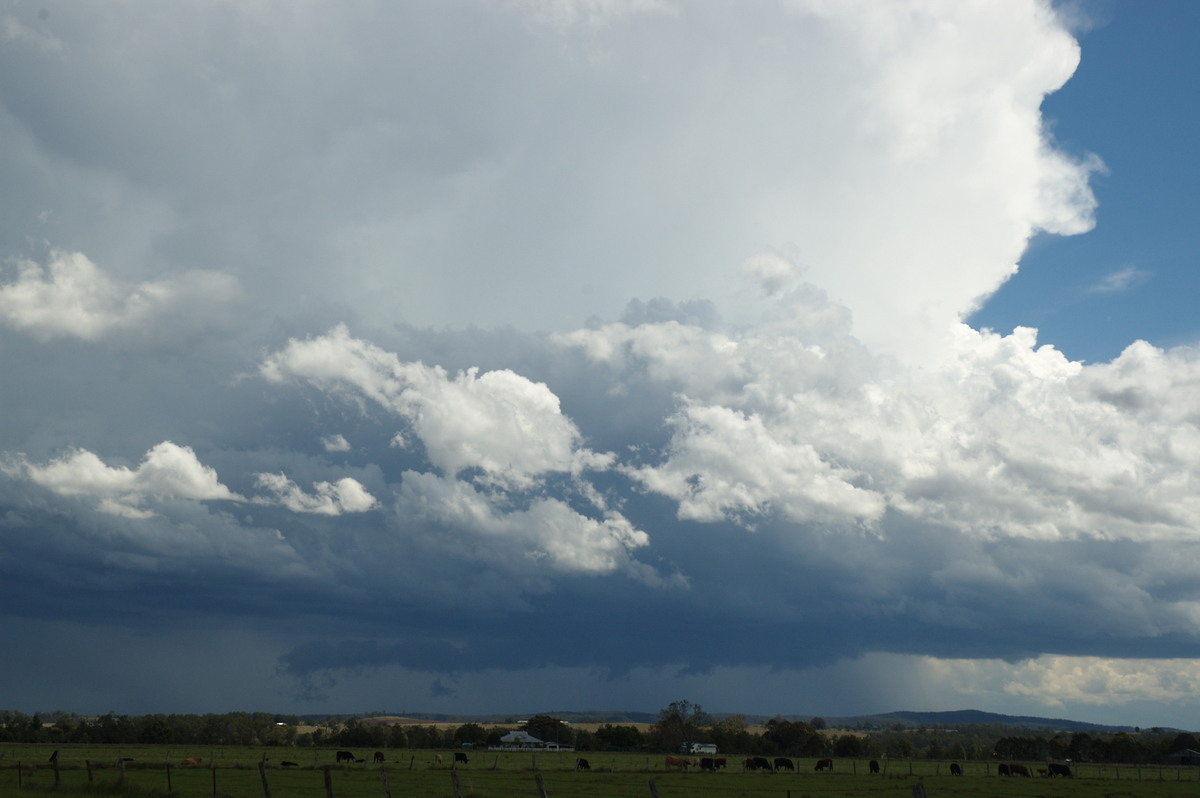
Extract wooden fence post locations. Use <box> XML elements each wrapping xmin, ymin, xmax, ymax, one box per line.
<box><xmin>535</xmin><ymin>772</ymin><xmax>549</xmax><ymax>798</ymax></box>
<box><xmin>258</xmin><ymin>759</ymin><xmax>272</xmax><ymax>798</ymax></box>
<box><xmin>212</xmin><ymin>764</ymin><xmax>218</xmax><ymax>798</ymax></box>
<box><xmin>323</xmin><ymin>765</ymin><xmax>334</xmax><ymax>798</ymax></box>
<box><xmin>451</xmin><ymin>769</ymin><xmax>463</xmax><ymax>798</ymax></box>
<box><xmin>53</xmin><ymin>756</ymin><xmax>61</xmax><ymax>788</ymax></box>
<box><xmin>166</xmin><ymin>762</ymin><xmax>172</xmax><ymax>793</ymax></box>
<box><xmin>379</xmin><ymin>765</ymin><xmax>391</xmax><ymax>798</ymax></box>
<box><xmin>86</xmin><ymin>759</ymin><xmax>94</xmax><ymax>784</ymax></box>
<box><xmin>648</xmin><ymin>777</ymin><xmax>660</xmax><ymax>797</ymax></box>
<box><xmin>118</xmin><ymin>757</ymin><xmax>127</xmax><ymax>784</ymax></box>
<box><xmin>408</xmin><ymin>755</ymin><xmax>415</xmax><ymax>770</ymax></box>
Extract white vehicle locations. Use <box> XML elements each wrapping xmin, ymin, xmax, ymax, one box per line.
<box><xmin>690</xmin><ymin>743</ymin><xmax>717</xmax><ymax>755</ymax></box>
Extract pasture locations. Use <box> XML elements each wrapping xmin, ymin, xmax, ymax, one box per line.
<box><xmin>4</xmin><ymin>745</ymin><xmax>1200</xmax><ymax>798</ymax></box>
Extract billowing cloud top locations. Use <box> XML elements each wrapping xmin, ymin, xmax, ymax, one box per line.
<box><xmin>2</xmin><ymin>0</ymin><xmax>1199</xmax><ymax>727</ymax></box>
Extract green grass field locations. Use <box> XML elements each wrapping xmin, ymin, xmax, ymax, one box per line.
<box><xmin>4</xmin><ymin>745</ymin><xmax>1199</xmax><ymax>798</ymax></box>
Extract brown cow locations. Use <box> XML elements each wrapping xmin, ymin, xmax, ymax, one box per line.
<box><xmin>181</xmin><ymin>757</ymin><xmax>203</xmax><ymax>767</ymax></box>
<box><xmin>814</xmin><ymin>758</ymin><xmax>833</xmax><ymax>771</ymax></box>
<box><xmin>665</xmin><ymin>756</ymin><xmax>691</xmax><ymax>770</ymax></box>
<box><xmin>1008</xmin><ymin>763</ymin><xmax>1030</xmax><ymax>777</ymax></box>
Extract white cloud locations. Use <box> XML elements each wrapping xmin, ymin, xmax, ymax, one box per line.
<box><xmin>396</xmin><ymin>470</ymin><xmax>664</xmax><ymax>583</ymax></box>
<box><xmin>6</xmin><ymin>442</ymin><xmax>241</xmax><ymax>516</ymax></box>
<box><xmin>262</xmin><ymin>325</ymin><xmax>613</xmax><ymax>490</ymax></box>
<box><xmin>322</xmin><ymin>434</ymin><xmax>351</xmax><ymax>453</ymax></box>
<box><xmin>0</xmin><ymin>250</ymin><xmax>240</xmax><ymax>341</ymax></box>
<box><xmin>255</xmin><ymin>472</ymin><xmax>379</xmax><ymax>516</ymax></box>
<box><xmin>564</xmin><ymin>311</ymin><xmax>1200</xmax><ymax>543</ymax></box>
<box><xmin>1087</xmin><ymin>265</ymin><xmax>1150</xmax><ymax>294</ymax></box>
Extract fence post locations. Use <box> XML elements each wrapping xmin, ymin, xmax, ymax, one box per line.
<box><xmin>53</xmin><ymin>756</ymin><xmax>61</xmax><ymax>788</ymax></box>
<box><xmin>258</xmin><ymin>759</ymin><xmax>272</xmax><ymax>798</ymax></box>
<box><xmin>212</xmin><ymin>764</ymin><xmax>217</xmax><ymax>798</ymax></box>
<box><xmin>648</xmin><ymin>777</ymin><xmax>660</xmax><ymax>797</ymax></box>
<box><xmin>451</xmin><ymin>769</ymin><xmax>463</xmax><ymax>798</ymax></box>
<box><xmin>535</xmin><ymin>772</ymin><xmax>549</xmax><ymax>798</ymax></box>
<box><xmin>323</xmin><ymin>765</ymin><xmax>334</xmax><ymax>798</ymax></box>
<box><xmin>379</xmin><ymin>765</ymin><xmax>391</xmax><ymax>798</ymax></box>
<box><xmin>408</xmin><ymin>755</ymin><xmax>415</xmax><ymax>770</ymax></box>
<box><xmin>86</xmin><ymin>760</ymin><xmax>94</xmax><ymax>784</ymax></box>
<box><xmin>166</xmin><ymin>762</ymin><xmax>172</xmax><ymax>793</ymax></box>
<box><xmin>118</xmin><ymin>757</ymin><xmax>127</xmax><ymax>784</ymax></box>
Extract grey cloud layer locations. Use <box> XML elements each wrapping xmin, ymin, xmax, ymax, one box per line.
<box><xmin>1</xmin><ymin>0</ymin><xmax>1198</xmax><ymax>721</ymax></box>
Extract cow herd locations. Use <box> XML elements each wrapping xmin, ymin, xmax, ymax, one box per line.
<box><xmin>324</xmin><ymin>750</ymin><xmax>1072</xmax><ymax>779</ymax></box>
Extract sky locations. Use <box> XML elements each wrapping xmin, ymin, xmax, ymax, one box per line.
<box><xmin>2</xmin><ymin>0</ymin><xmax>1200</xmax><ymax>731</ymax></box>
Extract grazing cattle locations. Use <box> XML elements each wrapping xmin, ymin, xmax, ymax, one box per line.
<box><xmin>950</xmin><ymin>763</ymin><xmax>962</xmax><ymax>776</ymax></box>
<box><xmin>666</xmin><ymin>756</ymin><xmax>690</xmax><ymax>770</ymax></box>
<box><xmin>181</xmin><ymin>757</ymin><xmax>203</xmax><ymax>767</ymax></box>
<box><xmin>998</xmin><ymin>763</ymin><xmax>1011</xmax><ymax>776</ymax></box>
<box><xmin>751</xmin><ymin>757</ymin><xmax>772</xmax><ymax>771</ymax></box>
<box><xmin>814</xmin><ymin>758</ymin><xmax>833</xmax><ymax>772</ymax></box>
<box><xmin>281</xmin><ymin>761</ymin><xmax>299</xmax><ymax>768</ymax></box>
<box><xmin>869</xmin><ymin>760</ymin><xmax>880</xmax><ymax>774</ymax></box>
<box><xmin>575</xmin><ymin>758</ymin><xmax>590</xmax><ymax>771</ymax></box>
<box><xmin>700</xmin><ymin>757</ymin><xmax>716</xmax><ymax>772</ymax></box>
<box><xmin>714</xmin><ymin>757</ymin><xmax>727</xmax><ymax>770</ymax></box>
<box><xmin>373</xmin><ymin>751</ymin><xmax>385</xmax><ymax>763</ymax></box>
<box><xmin>453</xmin><ymin>752</ymin><xmax>469</xmax><ymax>765</ymax></box>
<box><xmin>335</xmin><ymin>751</ymin><xmax>355</xmax><ymax>764</ymax></box>
<box><xmin>1047</xmin><ymin>763</ymin><xmax>1072</xmax><ymax>778</ymax></box>
<box><xmin>1008</xmin><ymin>763</ymin><xmax>1030</xmax><ymax>777</ymax></box>
<box><xmin>774</xmin><ymin>757</ymin><xmax>794</xmax><ymax>771</ymax></box>
<box><xmin>434</xmin><ymin>754</ymin><xmax>444</xmax><ymax>765</ymax></box>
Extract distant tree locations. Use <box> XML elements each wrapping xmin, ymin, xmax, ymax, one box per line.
<box><xmin>763</xmin><ymin>718</ymin><xmax>825</xmax><ymax>757</ymax></box>
<box><xmin>810</xmin><ymin>716</ymin><xmax>827</xmax><ymax>730</ymax></box>
<box><xmin>1170</xmin><ymin>732</ymin><xmax>1199</xmax><ymax>754</ymax></box>
<box><xmin>523</xmin><ymin>715</ymin><xmax>573</xmax><ymax>747</ymax></box>
<box><xmin>653</xmin><ymin>700</ymin><xmax>711</xmax><ymax>752</ymax></box>
<box><xmin>595</xmin><ymin>723</ymin><xmax>644</xmax><ymax>751</ymax></box>
<box><xmin>832</xmin><ymin>733</ymin><xmax>865</xmax><ymax>757</ymax></box>
<box><xmin>453</xmin><ymin>722</ymin><xmax>488</xmax><ymax>747</ymax></box>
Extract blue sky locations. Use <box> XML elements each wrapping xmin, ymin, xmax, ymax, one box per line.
<box><xmin>3</xmin><ymin>0</ymin><xmax>1200</xmax><ymax>731</ymax></box>
<box><xmin>973</xmin><ymin>0</ymin><xmax>1200</xmax><ymax>362</ymax></box>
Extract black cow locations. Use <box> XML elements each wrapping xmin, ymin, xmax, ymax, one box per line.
<box><xmin>753</xmin><ymin>756</ymin><xmax>772</xmax><ymax>771</ymax></box>
<box><xmin>1047</xmin><ymin>763</ymin><xmax>1072</xmax><ymax>778</ymax></box>
<box><xmin>998</xmin><ymin>763</ymin><xmax>1011</xmax><ymax>776</ymax></box>
<box><xmin>869</xmin><ymin>759</ymin><xmax>880</xmax><ymax>774</ymax></box>
<box><xmin>774</xmin><ymin>757</ymin><xmax>794</xmax><ymax>771</ymax></box>
<box><xmin>335</xmin><ymin>751</ymin><xmax>355</xmax><ymax>763</ymax></box>
<box><xmin>453</xmin><ymin>752</ymin><xmax>469</xmax><ymax>765</ymax></box>
<box><xmin>814</xmin><ymin>758</ymin><xmax>833</xmax><ymax>771</ymax></box>
<box><xmin>950</xmin><ymin>762</ymin><xmax>962</xmax><ymax>776</ymax></box>
<box><xmin>575</xmin><ymin>758</ymin><xmax>590</xmax><ymax>771</ymax></box>
<box><xmin>373</xmin><ymin>751</ymin><xmax>385</xmax><ymax>763</ymax></box>
<box><xmin>700</xmin><ymin>757</ymin><xmax>716</xmax><ymax>772</ymax></box>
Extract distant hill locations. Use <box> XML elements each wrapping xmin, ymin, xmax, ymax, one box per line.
<box><xmin>815</xmin><ymin>709</ymin><xmax>1140</xmax><ymax>733</ymax></box>
<box><xmin>328</xmin><ymin>708</ymin><xmax>1149</xmax><ymax>733</ymax></box>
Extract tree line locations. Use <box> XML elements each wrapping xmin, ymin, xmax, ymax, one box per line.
<box><xmin>1</xmin><ymin>705</ymin><xmax>1196</xmax><ymax>766</ymax></box>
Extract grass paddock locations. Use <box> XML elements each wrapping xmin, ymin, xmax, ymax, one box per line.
<box><xmin>4</xmin><ymin>744</ymin><xmax>1200</xmax><ymax>798</ymax></box>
